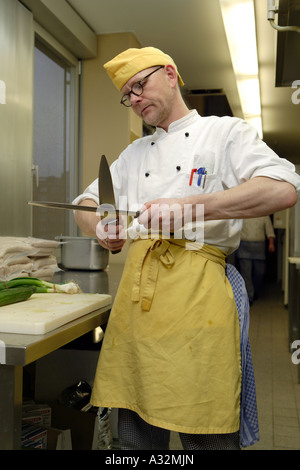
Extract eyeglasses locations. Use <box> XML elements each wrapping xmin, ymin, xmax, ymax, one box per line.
<box><xmin>120</xmin><ymin>66</ymin><xmax>163</xmax><ymax>107</ymax></box>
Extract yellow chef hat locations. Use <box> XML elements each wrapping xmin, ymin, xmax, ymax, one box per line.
<box><xmin>104</xmin><ymin>46</ymin><xmax>184</xmax><ymax>91</ymax></box>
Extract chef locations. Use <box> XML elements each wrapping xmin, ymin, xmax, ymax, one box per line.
<box><xmin>73</xmin><ymin>47</ymin><xmax>300</xmax><ymax>450</ymax></box>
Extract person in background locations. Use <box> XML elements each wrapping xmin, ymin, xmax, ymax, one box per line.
<box><xmin>236</xmin><ymin>216</ymin><xmax>276</xmax><ymax>304</ymax></box>
<box><xmin>73</xmin><ymin>47</ymin><xmax>300</xmax><ymax>450</ymax></box>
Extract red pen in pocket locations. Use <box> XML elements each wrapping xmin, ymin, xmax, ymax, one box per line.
<box><xmin>189</xmin><ymin>168</ymin><xmax>197</xmax><ymax>186</ymax></box>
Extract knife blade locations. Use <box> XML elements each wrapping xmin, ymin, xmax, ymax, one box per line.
<box><xmin>99</xmin><ymin>155</ymin><xmax>122</xmax><ymax>254</ymax></box>
<box><xmin>28</xmin><ymin>200</ymin><xmax>139</xmax><ymax>217</ymax></box>
<box><xmin>99</xmin><ymin>155</ymin><xmax>117</xmax><ymax>210</ymax></box>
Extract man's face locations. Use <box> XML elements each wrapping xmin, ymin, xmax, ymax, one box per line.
<box><xmin>121</xmin><ymin>66</ymin><xmax>176</xmax><ymax>130</ymax></box>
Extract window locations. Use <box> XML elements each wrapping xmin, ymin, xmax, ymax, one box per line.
<box><xmin>32</xmin><ymin>38</ymin><xmax>79</xmax><ymax>239</ymax></box>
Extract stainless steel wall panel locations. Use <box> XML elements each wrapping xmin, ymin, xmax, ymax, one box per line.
<box><xmin>0</xmin><ymin>0</ymin><xmax>34</xmax><ymax>236</ymax></box>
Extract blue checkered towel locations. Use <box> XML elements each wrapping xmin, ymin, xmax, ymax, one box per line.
<box><xmin>226</xmin><ymin>264</ymin><xmax>259</xmax><ymax>448</ymax></box>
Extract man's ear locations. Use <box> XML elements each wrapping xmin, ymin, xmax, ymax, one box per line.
<box><xmin>164</xmin><ymin>64</ymin><xmax>178</xmax><ymax>87</ymax></box>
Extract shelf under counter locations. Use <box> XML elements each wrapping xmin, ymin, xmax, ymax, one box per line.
<box><xmin>0</xmin><ymin>262</ymin><xmax>124</xmax><ymax>450</ymax></box>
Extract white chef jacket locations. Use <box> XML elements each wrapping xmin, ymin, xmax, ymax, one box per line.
<box><xmin>73</xmin><ymin>110</ymin><xmax>300</xmax><ymax>253</ymax></box>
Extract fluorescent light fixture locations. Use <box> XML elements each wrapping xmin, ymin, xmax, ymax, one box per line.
<box><xmin>220</xmin><ymin>0</ymin><xmax>263</xmax><ymax>137</ymax></box>
<box><xmin>237</xmin><ymin>78</ymin><xmax>261</xmax><ymax>115</ymax></box>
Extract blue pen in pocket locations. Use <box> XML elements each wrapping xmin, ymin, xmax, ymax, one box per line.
<box><xmin>197</xmin><ymin>167</ymin><xmax>207</xmax><ymax>188</ymax></box>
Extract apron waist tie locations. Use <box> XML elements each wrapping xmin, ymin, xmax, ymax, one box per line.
<box><xmin>132</xmin><ymin>239</ymin><xmax>175</xmax><ymax>311</ymax></box>
<box><xmin>131</xmin><ymin>239</ymin><xmax>227</xmax><ymax>312</ymax></box>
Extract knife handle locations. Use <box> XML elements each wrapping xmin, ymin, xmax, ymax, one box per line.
<box><xmin>105</xmin><ymin>216</ymin><xmax>123</xmax><ymax>254</ymax></box>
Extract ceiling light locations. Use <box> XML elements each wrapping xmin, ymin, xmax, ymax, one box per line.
<box><xmin>220</xmin><ymin>0</ymin><xmax>263</xmax><ymax>138</ymax></box>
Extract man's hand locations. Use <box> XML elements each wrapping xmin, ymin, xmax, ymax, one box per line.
<box><xmin>268</xmin><ymin>237</ymin><xmax>276</xmax><ymax>253</ymax></box>
<box><xmin>96</xmin><ymin>215</ymin><xmax>126</xmax><ymax>252</ymax></box>
<box><xmin>138</xmin><ymin>198</ymin><xmax>188</xmax><ymax>234</ymax></box>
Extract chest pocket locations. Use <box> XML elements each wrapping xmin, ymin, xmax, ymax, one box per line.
<box><xmin>184</xmin><ymin>150</ymin><xmax>223</xmax><ymax>197</ymax></box>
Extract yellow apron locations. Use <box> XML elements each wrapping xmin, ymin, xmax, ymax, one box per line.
<box><xmin>91</xmin><ymin>239</ymin><xmax>241</xmax><ymax>434</ymax></box>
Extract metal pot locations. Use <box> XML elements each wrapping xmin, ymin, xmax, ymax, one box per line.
<box><xmin>56</xmin><ymin>236</ymin><xmax>108</xmax><ymax>270</ymax></box>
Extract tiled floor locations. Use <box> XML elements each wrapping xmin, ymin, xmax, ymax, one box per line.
<box><xmin>247</xmin><ymin>281</ymin><xmax>300</xmax><ymax>450</ymax></box>
<box><xmin>170</xmin><ymin>280</ymin><xmax>300</xmax><ymax>450</ymax></box>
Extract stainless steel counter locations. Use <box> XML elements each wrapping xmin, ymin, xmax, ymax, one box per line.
<box><xmin>0</xmin><ymin>263</ymin><xmax>124</xmax><ymax>450</ymax></box>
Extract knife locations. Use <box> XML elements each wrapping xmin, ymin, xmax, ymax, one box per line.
<box><xmin>28</xmin><ymin>153</ymin><xmax>142</xmax><ymax>218</ymax></box>
<box><xmin>98</xmin><ymin>154</ymin><xmax>122</xmax><ymax>254</ymax></box>
<box><xmin>28</xmin><ymin>200</ymin><xmax>138</xmax><ymax>217</ymax></box>
<box><xmin>28</xmin><ymin>155</ymin><xmax>143</xmax><ymax>254</ymax></box>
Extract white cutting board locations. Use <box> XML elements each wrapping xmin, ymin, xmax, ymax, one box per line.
<box><xmin>0</xmin><ymin>293</ymin><xmax>112</xmax><ymax>335</ymax></box>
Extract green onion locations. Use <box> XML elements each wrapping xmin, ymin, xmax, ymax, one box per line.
<box><xmin>0</xmin><ymin>277</ymin><xmax>81</xmax><ymax>294</ymax></box>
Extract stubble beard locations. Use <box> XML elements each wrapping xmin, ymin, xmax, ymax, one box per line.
<box><xmin>142</xmin><ymin>102</ymin><xmax>172</xmax><ymax>129</ymax></box>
